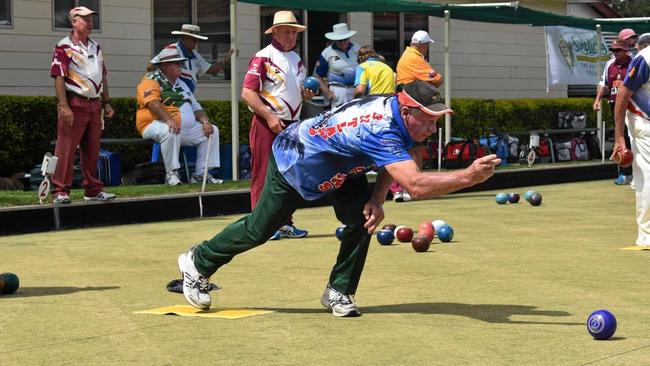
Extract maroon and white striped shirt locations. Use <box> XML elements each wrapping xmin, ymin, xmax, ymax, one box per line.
<box><xmin>50</xmin><ymin>34</ymin><xmax>106</xmax><ymax>98</ymax></box>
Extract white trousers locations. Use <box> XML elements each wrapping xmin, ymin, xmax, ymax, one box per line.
<box><xmin>142</xmin><ymin>119</ymin><xmax>220</xmax><ymax>176</ymax></box>
<box><xmin>626</xmin><ymin>111</ymin><xmax>650</xmax><ymax>245</ymax></box>
<box><xmin>329</xmin><ymin>85</ymin><xmax>356</xmax><ymax>109</ymax></box>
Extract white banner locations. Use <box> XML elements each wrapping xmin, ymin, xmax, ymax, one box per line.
<box><xmin>545</xmin><ymin>26</ymin><xmax>609</xmax><ymax>86</ymax></box>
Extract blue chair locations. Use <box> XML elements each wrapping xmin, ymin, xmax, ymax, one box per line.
<box><xmin>150</xmin><ymin>143</ymin><xmax>197</xmax><ymax>183</ymax></box>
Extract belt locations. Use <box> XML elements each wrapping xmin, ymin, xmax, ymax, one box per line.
<box><xmin>66</xmin><ymin>91</ymin><xmax>99</xmax><ymax>101</ymax></box>
<box><xmin>282</xmin><ymin>119</ymin><xmax>299</xmax><ymax>124</ymax></box>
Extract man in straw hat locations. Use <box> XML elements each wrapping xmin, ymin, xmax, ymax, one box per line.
<box><xmin>49</xmin><ymin>6</ymin><xmax>116</xmax><ymax>204</ymax></box>
<box><xmin>177</xmin><ymin>80</ymin><xmax>500</xmax><ymax>316</ymax></box>
<box><xmin>241</xmin><ymin>10</ymin><xmax>313</xmax><ymax>240</ymax></box>
<box><xmin>315</xmin><ymin>23</ymin><xmax>360</xmax><ymax>109</ymax></box>
<box><xmin>167</xmin><ymin>24</ymin><xmax>234</xmax><ymax>92</ymax></box>
<box><xmin>136</xmin><ymin>45</ymin><xmax>221</xmax><ymax>186</ymax></box>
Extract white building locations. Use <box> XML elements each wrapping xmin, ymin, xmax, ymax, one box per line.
<box><xmin>0</xmin><ymin>0</ymin><xmax>610</xmax><ymax>100</ymax></box>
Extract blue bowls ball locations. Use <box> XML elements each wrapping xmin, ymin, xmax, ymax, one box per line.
<box><xmin>376</xmin><ymin>229</ymin><xmax>395</xmax><ymax>246</ymax></box>
<box><xmin>303</xmin><ymin>76</ymin><xmax>320</xmax><ymax>93</ymax></box>
<box><xmin>587</xmin><ymin>309</ymin><xmax>617</xmax><ymax>340</ymax></box>
<box><xmin>437</xmin><ymin>224</ymin><xmax>454</xmax><ymax>243</ymax></box>
<box><xmin>524</xmin><ymin>191</ymin><xmax>535</xmax><ymax>202</ymax></box>
<box><xmin>335</xmin><ymin>225</ymin><xmax>346</xmax><ymax>241</ymax></box>
<box><xmin>495</xmin><ymin>193</ymin><xmax>508</xmax><ymax>204</ymax></box>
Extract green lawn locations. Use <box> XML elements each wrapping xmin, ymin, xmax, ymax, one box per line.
<box><xmin>1</xmin><ymin>180</ymin><xmax>647</xmax><ymax>365</ymax></box>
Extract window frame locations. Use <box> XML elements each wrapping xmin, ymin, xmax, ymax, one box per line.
<box><xmin>0</xmin><ymin>0</ymin><xmax>13</xmax><ymax>29</ymax></box>
<box><xmin>52</xmin><ymin>0</ymin><xmax>102</xmax><ymax>32</ymax></box>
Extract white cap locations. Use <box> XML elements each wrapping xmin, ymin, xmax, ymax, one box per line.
<box><xmin>411</xmin><ymin>30</ymin><xmax>435</xmax><ymax>44</ymax></box>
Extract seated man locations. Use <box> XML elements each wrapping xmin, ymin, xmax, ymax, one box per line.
<box><xmin>136</xmin><ymin>46</ymin><xmax>222</xmax><ymax>185</ymax></box>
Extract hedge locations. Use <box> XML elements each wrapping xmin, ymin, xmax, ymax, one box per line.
<box><xmin>0</xmin><ymin>95</ymin><xmax>611</xmax><ymax>176</ymax></box>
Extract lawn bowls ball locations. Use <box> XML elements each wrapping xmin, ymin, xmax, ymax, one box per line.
<box><xmin>587</xmin><ymin>309</ymin><xmax>617</xmax><ymax>340</ymax></box>
<box><xmin>395</xmin><ymin>226</ymin><xmax>414</xmax><ymax>243</ymax></box>
<box><xmin>614</xmin><ymin>148</ymin><xmax>633</xmax><ymax>168</ymax></box>
<box><xmin>411</xmin><ymin>235</ymin><xmax>431</xmax><ymax>252</ymax></box>
<box><xmin>495</xmin><ymin>192</ymin><xmax>508</xmax><ymax>204</ymax></box>
<box><xmin>335</xmin><ymin>225</ymin><xmax>346</xmax><ymax>240</ymax></box>
<box><xmin>0</xmin><ymin>273</ymin><xmax>19</xmax><ymax>295</ymax></box>
<box><xmin>437</xmin><ymin>224</ymin><xmax>454</xmax><ymax>243</ymax></box>
<box><xmin>529</xmin><ymin>192</ymin><xmax>542</xmax><ymax>206</ymax></box>
<box><xmin>507</xmin><ymin>192</ymin><xmax>520</xmax><ymax>204</ymax></box>
<box><xmin>524</xmin><ymin>191</ymin><xmax>535</xmax><ymax>202</ymax></box>
<box><xmin>303</xmin><ymin>76</ymin><xmax>320</xmax><ymax>93</ymax></box>
<box><xmin>382</xmin><ymin>223</ymin><xmax>397</xmax><ymax>232</ymax></box>
<box><xmin>376</xmin><ymin>229</ymin><xmax>395</xmax><ymax>245</ymax></box>
<box><xmin>432</xmin><ymin>219</ymin><xmax>448</xmax><ymax>233</ymax></box>
<box><xmin>418</xmin><ymin>221</ymin><xmax>435</xmax><ymax>242</ymax></box>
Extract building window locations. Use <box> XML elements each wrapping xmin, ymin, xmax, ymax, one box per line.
<box><xmin>373</xmin><ymin>12</ymin><xmax>429</xmax><ymax>70</ymax></box>
<box><xmin>54</xmin><ymin>0</ymin><xmax>101</xmax><ymax>30</ymax></box>
<box><xmin>153</xmin><ymin>0</ymin><xmax>231</xmax><ymax>81</ymax></box>
<box><xmin>0</xmin><ymin>0</ymin><xmax>12</xmax><ymax>28</ymax></box>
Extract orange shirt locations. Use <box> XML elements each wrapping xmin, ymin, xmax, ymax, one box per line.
<box><xmin>396</xmin><ymin>46</ymin><xmax>441</xmax><ymax>86</ymax></box>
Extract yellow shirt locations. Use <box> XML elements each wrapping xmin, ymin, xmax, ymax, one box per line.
<box><xmin>355</xmin><ymin>58</ymin><xmax>396</xmax><ymax>95</ymax></box>
<box><xmin>396</xmin><ymin>46</ymin><xmax>441</xmax><ymax>86</ymax></box>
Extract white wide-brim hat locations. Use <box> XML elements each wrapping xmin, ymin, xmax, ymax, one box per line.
<box><xmin>265</xmin><ymin>10</ymin><xmax>306</xmax><ymax>34</ymax></box>
<box><xmin>325</xmin><ymin>23</ymin><xmax>357</xmax><ymax>41</ymax></box>
<box><xmin>150</xmin><ymin>45</ymin><xmax>188</xmax><ymax>64</ymax></box>
<box><xmin>172</xmin><ymin>24</ymin><xmax>208</xmax><ymax>41</ymax></box>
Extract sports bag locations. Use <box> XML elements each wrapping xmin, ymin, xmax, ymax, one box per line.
<box><xmin>570</xmin><ymin>137</ymin><xmax>590</xmax><ymax>161</ymax></box>
<box><xmin>558</xmin><ymin>111</ymin><xmax>586</xmax><ymax>129</ymax></box>
<box><xmin>95</xmin><ymin>148</ymin><xmax>122</xmax><ymax>186</ymax></box>
<box><xmin>443</xmin><ymin>139</ymin><xmax>489</xmax><ymax>169</ymax></box>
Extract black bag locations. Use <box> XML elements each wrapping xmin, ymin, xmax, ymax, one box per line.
<box><xmin>584</xmin><ymin>132</ymin><xmax>602</xmax><ymax>160</ymax></box>
<box><xmin>558</xmin><ymin>111</ymin><xmax>586</xmax><ymax>129</ymax></box>
<box><xmin>121</xmin><ymin>162</ymin><xmax>166</xmax><ymax>185</ymax></box>
<box><xmin>29</xmin><ymin>163</ymin><xmax>83</xmax><ymax>191</ymax></box>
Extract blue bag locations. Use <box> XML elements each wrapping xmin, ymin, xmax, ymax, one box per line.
<box><xmin>96</xmin><ymin>148</ymin><xmax>122</xmax><ymax>186</ymax></box>
<box><xmin>479</xmin><ymin>134</ymin><xmax>509</xmax><ymax>166</ymax></box>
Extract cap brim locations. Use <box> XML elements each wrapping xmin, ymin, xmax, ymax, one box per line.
<box><xmin>325</xmin><ymin>30</ymin><xmax>357</xmax><ymax>40</ymax></box>
<box><xmin>151</xmin><ymin>56</ymin><xmax>188</xmax><ymax>64</ymax></box>
<box><xmin>171</xmin><ymin>31</ymin><xmax>208</xmax><ymax>40</ymax></box>
<box><xmin>264</xmin><ymin>24</ymin><xmax>306</xmax><ymax>35</ymax></box>
<box><xmin>398</xmin><ymin>91</ymin><xmax>454</xmax><ymax>117</ymax></box>
<box><xmin>73</xmin><ymin>11</ymin><xmax>97</xmax><ymax>17</ymax></box>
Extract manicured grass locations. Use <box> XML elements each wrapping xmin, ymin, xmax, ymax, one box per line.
<box><xmin>1</xmin><ymin>180</ymin><xmax>646</xmax><ymax>365</ymax></box>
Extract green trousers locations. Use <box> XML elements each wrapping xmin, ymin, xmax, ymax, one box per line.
<box><xmin>193</xmin><ymin>156</ymin><xmax>372</xmax><ymax>295</ymax></box>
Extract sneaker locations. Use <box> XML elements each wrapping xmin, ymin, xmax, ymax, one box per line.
<box><xmin>394</xmin><ymin>191</ymin><xmax>412</xmax><ymax>202</ymax></box>
<box><xmin>177</xmin><ymin>246</ymin><xmax>211</xmax><ymax>310</ymax></box>
<box><xmin>166</xmin><ymin>171</ymin><xmax>182</xmax><ymax>186</ymax></box>
<box><xmin>614</xmin><ymin>174</ymin><xmax>632</xmax><ymax>185</ymax></box>
<box><xmin>269</xmin><ymin>230</ymin><xmax>282</xmax><ymax>241</ymax></box>
<box><xmin>278</xmin><ymin>224</ymin><xmax>308</xmax><ymax>238</ymax></box>
<box><xmin>190</xmin><ymin>173</ymin><xmax>223</xmax><ymax>184</ymax></box>
<box><xmin>53</xmin><ymin>193</ymin><xmax>72</xmax><ymax>204</ymax></box>
<box><xmin>629</xmin><ymin>179</ymin><xmax>636</xmax><ymax>190</ymax></box>
<box><xmin>84</xmin><ymin>191</ymin><xmax>116</xmax><ymax>201</ymax></box>
<box><xmin>320</xmin><ymin>284</ymin><xmax>361</xmax><ymax>317</ymax></box>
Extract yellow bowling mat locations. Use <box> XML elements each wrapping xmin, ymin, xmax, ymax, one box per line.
<box><xmin>620</xmin><ymin>246</ymin><xmax>650</xmax><ymax>251</ymax></box>
<box><xmin>135</xmin><ymin>305</ymin><xmax>273</xmax><ymax>319</ymax></box>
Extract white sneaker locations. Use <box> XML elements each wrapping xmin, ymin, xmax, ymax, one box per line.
<box><xmin>190</xmin><ymin>173</ymin><xmax>223</xmax><ymax>184</ymax></box>
<box><xmin>177</xmin><ymin>247</ymin><xmax>211</xmax><ymax>310</ymax></box>
<box><xmin>53</xmin><ymin>193</ymin><xmax>72</xmax><ymax>204</ymax></box>
<box><xmin>393</xmin><ymin>191</ymin><xmax>411</xmax><ymax>202</ymax></box>
<box><xmin>320</xmin><ymin>284</ymin><xmax>361</xmax><ymax>317</ymax></box>
<box><xmin>84</xmin><ymin>191</ymin><xmax>116</xmax><ymax>201</ymax></box>
<box><xmin>166</xmin><ymin>171</ymin><xmax>182</xmax><ymax>186</ymax></box>
<box><xmin>629</xmin><ymin>179</ymin><xmax>636</xmax><ymax>190</ymax></box>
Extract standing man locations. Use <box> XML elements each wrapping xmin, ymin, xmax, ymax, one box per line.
<box><xmin>50</xmin><ymin>6</ymin><xmax>116</xmax><ymax>204</ymax></box>
<box><xmin>593</xmin><ymin>40</ymin><xmax>632</xmax><ymax>185</ymax></box>
<box><xmin>315</xmin><ymin>23</ymin><xmax>360</xmax><ymax>109</ymax></box>
<box><xmin>613</xmin><ymin>44</ymin><xmax>650</xmax><ymax>248</ymax></box>
<box><xmin>177</xmin><ymin>81</ymin><xmax>500</xmax><ymax>316</ymax></box>
<box><xmin>168</xmin><ymin>24</ymin><xmax>234</xmax><ymax>93</ymax></box>
<box><xmin>241</xmin><ymin>10</ymin><xmax>312</xmax><ymax>240</ymax></box>
<box><xmin>619</xmin><ymin>28</ymin><xmax>638</xmax><ymax>58</ymax></box>
<box><xmin>392</xmin><ymin>30</ymin><xmax>443</xmax><ymax>202</ymax></box>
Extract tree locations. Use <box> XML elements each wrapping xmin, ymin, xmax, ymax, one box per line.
<box><xmin>611</xmin><ymin>0</ymin><xmax>650</xmax><ymax>17</ymax></box>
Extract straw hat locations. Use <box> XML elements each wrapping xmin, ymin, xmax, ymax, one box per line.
<box><xmin>325</xmin><ymin>23</ymin><xmax>357</xmax><ymax>41</ymax></box>
<box><xmin>264</xmin><ymin>11</ymin><xmax>306</xmax><ymax>34</ymax></box>
<box><xmin>172</xmin><ymin>24</ymin><xmax>208</xmax><ymax>41</ymax></box>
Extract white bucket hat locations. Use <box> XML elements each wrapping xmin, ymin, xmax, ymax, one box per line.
<box><xmin>325</xmin><ymin>23</ymin><xmax>357</xmax><ymax>41</ymax></box>
<box><xmin>172</xmin><ymin>24</ymin><xmax>208</xmax><ymax>41</ymax></box>
<box><xmin>264</xmin><ymin>11</ymin><xmax>306</xmax><ymax>34</ymax></box>
<box><xmin>411</xmin><ymin>30</ymin><xmax>435</xmax><ymax>44</ymax></box>
<box><xmin>150</xmin><ymin>45</ymin><xmax>188</xmax><ymax>64</ymax></box>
